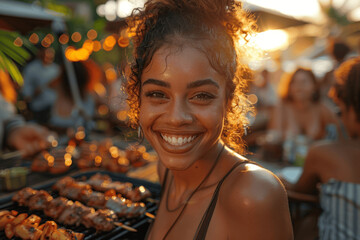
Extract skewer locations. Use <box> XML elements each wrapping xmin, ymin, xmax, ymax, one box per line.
<box><xmin>114</xmin><ymin>222</ymin><xmax>138</xmax><ymax>232</ymax></box>
<box><xmin>146</xmin><ymin>197</ymin><xmax>159</xmax><ymax>204</ymax></box>
<box><xmin>0</xmin><ymin>135</ymin><xmax>57</xmax><ymax>161</ymax></box>
<box><xmin>0</xmin><ymin>150</ymin><xmax>23</xmax><ymax>160</ymax></box>
<box><xmin>145</xmin><ymin>212</ymin><xmax>155</xmax><ymax>219</ymax></box>
<box><xmin>12</xmin><ymin>187</ymin><xmax>143</xmax><ymax>233</ymax></box>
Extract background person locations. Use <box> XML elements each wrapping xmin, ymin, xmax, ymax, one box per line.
<box><xmin>21</xmin><ymin>47</ymin><xmax>60</xmax><ymax>125</ymax></box>
<box><xmin>270</xmin><ymin>67</ymin><xmax>339</xmax><ymax>142</ymax></box>
<box><xmin>0</xmin><ymin>93</ymin><xmax>52</xmax><ymax>158</ymax></box>
<box><xmin>125</xmin><ymin>0</ymin><xmax>293</xmax><ymax>239</ymax></box>
<box><xmin>321</xmin><ymin>39</ymin><xmax>351</xmax><ymax>113</ymax></box>
<box><xmin>284</xmin><ymin>57</ymin><xmax>360</xmax><ymax>240</ymax></box>
<box><xmin>48</xmin><ymin>61</ymin><xmax>95</xmax><ymax>133</ymax></box>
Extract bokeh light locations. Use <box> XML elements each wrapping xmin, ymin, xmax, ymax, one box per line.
<box><xmin>29</xmin><ymin>33</ymin><xmax>39</xmax><ymax>44</ymax></box>
<box><xmin>71</xmin><ymin>32</ymin><xmax>82</xmax><ymax>43</ymax></box>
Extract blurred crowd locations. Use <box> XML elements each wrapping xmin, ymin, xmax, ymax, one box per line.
<box><xmin>0</xmin><ymin>43</ymin><xmax>132</xmax><ymax>157</ymax></box>
<box><xmin>245</xmin><ymin>39</ymin><xmax>360</xmax><ymax>240</ymax></box>
<box><xmin>246</xmin><ymin>39</ymin><xmax>356</xmax><ymax>164</ymax></box>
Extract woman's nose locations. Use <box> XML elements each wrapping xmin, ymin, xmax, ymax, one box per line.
<box><xmin>167</xmin><ymin>98</ymin><xmax>193</xmax><ymax>126</ymax></box>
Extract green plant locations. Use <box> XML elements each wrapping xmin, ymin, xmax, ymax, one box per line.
<box><xmin>0</xmin><ymin>29</ymin><xmax>35</xmax><ymax>86</ymax></box>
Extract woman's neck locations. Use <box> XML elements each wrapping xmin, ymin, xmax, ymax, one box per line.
<box><xmin>170</xmin><ymin>142</ymin><xmax>224</xmax><ymax>195</ymax></box>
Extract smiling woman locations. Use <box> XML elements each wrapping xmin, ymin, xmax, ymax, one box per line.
<box><xmin>124</xmin><ymin>0</ymin><xmax>293</xmax><ymax>239</ymax></box>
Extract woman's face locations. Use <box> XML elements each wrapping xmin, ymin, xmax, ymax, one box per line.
<box><xmin>139</xmin><ymin>46</ymin><xmax>227</xmax><ymax>170</ymax></box>
<box><xmin>290</xmin><ymin>71</ymin><xmax>315</xmax><ymax>102</ymax></box>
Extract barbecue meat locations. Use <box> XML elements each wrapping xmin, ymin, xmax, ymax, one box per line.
<box><xmin>126</xmin><ymin>186</ymin><xmax>151</xmax><ymax>202</ymax></box>
<box><xmin>59</xmin><ymin>182</ymin><xmax>91</xmax><ymax>200</ymax></box>
<box><xmin>28</xmin><ymin>190</ymin><xmax>53</xmax><ymax>211</ymax></box>
<box><xmin>105</xmin><ymin>197</ymin><xmax>146</xmax><ymax>218</ymax></box>
<box><xmin>57</xmin><ymin>201</ymin><xmax>94</xmax><ymax>226</ymax></box>
<box><xmin>52</xmin><ymin>177</ymin><xmax>75</xmax><ymax>191</ymax></box>
<box><xmin>12</xmin><ymin>188</ymin><xmax>38</xmax><ymax>206</ymax></box>
<box><xmin>82</xmin><ymin>209</ymin><xmax>117</xmax><ymax>231</ymax></box>
<box><xmin>44</xmin><ymin>197</ymin><xmax>72</xmax><ymax>219</ymax></box>
<box><xmin>80</xmin><ymin>190</ymin><xmax>107</xmax><ymax>209</ymax></box>
<box><xmin>50</xmin><ymin>228</ymin><xmax>85</xmax><ymax>240</ymax></box>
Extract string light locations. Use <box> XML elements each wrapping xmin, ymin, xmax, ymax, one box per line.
<box><xmin>29</xmin><ymin>33</ymin><xmax>39</xmax><ymax>44</ymax></box>
<box><xmin>13</xmin><ymin>37</ymin><xmax>23</xmax><ymax>47</ymax></box>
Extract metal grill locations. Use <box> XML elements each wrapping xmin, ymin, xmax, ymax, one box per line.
<box><xmin>0</xmin><ymin>170</ymin><xmax>160</xmax><ymax>240</ymax></box>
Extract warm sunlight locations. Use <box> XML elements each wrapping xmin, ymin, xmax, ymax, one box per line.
<box><xmin>243</xmin><ymin>0</ymin><xmax>322</xmax><ymax>22</ymax></box>
<box><xmin>251</xmin><ymin>29</ymin><xmax>289</xmax><ymax>52</ymax></box>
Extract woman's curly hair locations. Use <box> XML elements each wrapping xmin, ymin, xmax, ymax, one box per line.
<box><xmin>125</xmin><ymin>0</ymin><xmax>257</xmax><ymax>154</ymax></box>
<box><xmin>334</xmin><ymin>57</ymin><xmax>360</xmax><ymax>121</ymax></box>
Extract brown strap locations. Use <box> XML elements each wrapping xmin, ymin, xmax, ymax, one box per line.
<box><xmin>145</xmin><ymin>168</ymin><xmax>169</xmax><ymax>240</ymax></box>
<box><xmin>193</xmin><ymin>160</ymin><xmax>249</xmax><ymax>240</ymax></box>
<box><xmin>160</xmin><ymin>168</ymin><xmax>170</xmax><ymax>201</ymax></box>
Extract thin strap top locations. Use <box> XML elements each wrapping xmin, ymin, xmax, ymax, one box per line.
<box><xmin>144</xmin><ymin>167</ymin><xmax>170</xmax><ymax>240</ymax></box>
<box><xmin>193</xmin><ymin>160</ymin><xmax>249</xmax><ymax>240</ymax></box>
<box><xmin>145</xmin><ymin>160</ymin><xmax>249</xmax><ymax>240</ymax></box>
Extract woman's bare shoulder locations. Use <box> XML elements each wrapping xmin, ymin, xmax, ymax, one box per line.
<box><xmin>220</xmin><ymin>162</ymin><xmax>286</xmax><ymax>207</ymax></box>
<box><xmin>218</xmin><ymin>160</ymin><xmax>293</xmax><ymax>239</ymax></box>
<box><xmin>308</xmin><ymin>140</ymin><xmax>342</xmax><ymax>162</ymax></box>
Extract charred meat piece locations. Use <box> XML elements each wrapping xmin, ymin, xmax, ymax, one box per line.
<box><xmin>52</xmin><ymin>176</ymin><xmax>75</xmax><ymax>191</ymax></box>
<box><xmin>12</xmin><ymin>187</ymin><xmax>38</xmax><ymax>206</ymax></box>
<box><xmin>82</xmin><ymin>209</ymin><xmax>117</xmax><ymax>232</ymax></box>
<box><xmin>85</xmin><ymin>174</ymin><xmax>151</xmax><ymax>201</ymax></box>
<box><xmin>28</xmin><ymin>190</ymin><xmax>53</xmax><ymax>211</ymax></box>
<box><xmin>80</xmin><ymin>190</ymin><xmax>107</xmax><ymax>209</ymax></box>
<box><xmin>57</xmin><ymin>201</ymin><xmax>94</xmax><ymax>226</ymax></box>
<box><xmin>105</xmin><ymin>197</ymin><xmax>146</xmax><ymax>218</ymax></box>
<box><xmin>0</xmin><ymin>210</ymin><xmax>84</xmax><ymax>240</ymax></box>
<box><xmin>0</xmin><ymin>210</ymin><xmax>16</xmax><ymax>230</ymax></box>
<box><xmin>59</xmin><ymin>182</ymin><xmax>91</xmax><ymax>200</ymax></box>
<box><xmin>39</xmin><ymin>220</ymin><xmax>57</xmax><ymax>240</ymax></box>
<box><xmin>51</xmin><ymin>228</ymin><xmax>85</xmax><ymax>240</ymax></box>
<box><xmin>4</xmin><ymin>213</ymin><xmax>28</xmax><ymax>239</ymax></box>
<box><xmin>107</xmin><ymin>181</ymin><xmax>133</xmax><ymax>197</ymax></box>
<box><xmin>126</xmin><ymin>186</ymin><xmax>151</xmax><ymax>202</ymax></box>
<box><xmin>86</xmin><ymin>174</ymin><xmax>112</xmax><ymax>191</ymax></box>
<box><xmin>13</xmin><ymin>223</ymin><xmax>43</xmax><ymax>239</ymax></box>
<box><xmin>44</xmin><ymin>197</ymin><xmax>73</xmax><ymax>219</ymax></box>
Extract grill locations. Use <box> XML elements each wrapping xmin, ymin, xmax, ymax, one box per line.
<box><xmin>0</xmin><ymin>170</ymin><xmax>161</xmax><ymax>240</ymax></box>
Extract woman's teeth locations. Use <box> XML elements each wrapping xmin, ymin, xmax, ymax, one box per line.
<box><xmin>161</xmin><ymin>134</ymin><xmax>197</xmax><ymax>146</ymax></box>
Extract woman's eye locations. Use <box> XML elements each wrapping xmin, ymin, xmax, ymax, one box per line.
<box><xmin>191</xmin><ymin>92</ymin><xmax>215</xmax><ymax>101</ymax></box>
<box><xmin>144</xmin><ymin>91</ymin><xmax>167</xmax><ymax>99</ymax></box>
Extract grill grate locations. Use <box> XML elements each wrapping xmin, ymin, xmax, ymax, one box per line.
<box><xmin>0</xmin><ymin>170</ymin><xmax>160</xmax><ymax>240</ymax></box>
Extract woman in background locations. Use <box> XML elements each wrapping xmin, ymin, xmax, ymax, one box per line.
<box><xmin>285</xmin><ymin>57</ymin><xmax>360</xmax><ymax>240</ymax></box>
<box><xmin>269</xmin><ymin>67</ymin><xmax>340</xmax><ymax>143</ymax></box>
<box><xmin>125</xmin><ymin>0</ymin><xmax>293</xmax><ymax>239</ymax></box>
<box><xmin>48</xmin><ymin>61</ymin><xmax>95</xmax><ymax>132</ymax></box>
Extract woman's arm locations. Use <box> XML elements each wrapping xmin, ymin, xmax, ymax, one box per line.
<box><xmin>289</xmin><ymin>144</ymin><xmax>324</xmax><ymax>194</ymax></box>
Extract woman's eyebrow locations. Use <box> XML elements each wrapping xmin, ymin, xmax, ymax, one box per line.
<box><xmin>142</xmin><ymin>78</ymin><xmax>170</xmax><ymax>88</ymax></box>
<box><xmin>187</xmin><ymin>79</ymin><xmax>219</xmax><ymax>89</ymax></box>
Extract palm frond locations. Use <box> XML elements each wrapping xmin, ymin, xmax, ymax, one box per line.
<box><xmin>0</xmin><ymin>29</ymin><xmax>33</xmax><ymax>86</ymax></box>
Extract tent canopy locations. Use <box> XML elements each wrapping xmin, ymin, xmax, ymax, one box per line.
<box><xmin>0</xmin><ymin>0</ymin><xmax>63</xmax><ymax>34</ymax></box>
<box><xmin>243</xmin><ymin>2</ymin><xmax>310</xmax><ymax>31</ymax></box>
